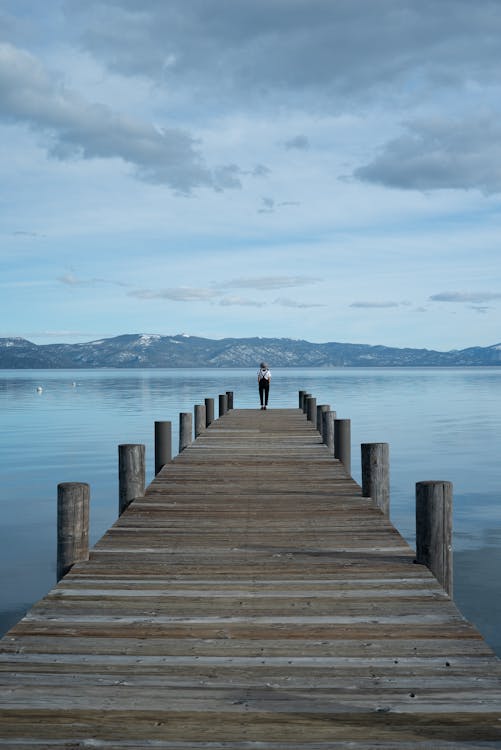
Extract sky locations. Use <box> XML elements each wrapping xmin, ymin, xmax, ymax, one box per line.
<box><xmin>1</xmin><ymin>0</ymin><xmax>501</xmax><ymax>351</ymax></box>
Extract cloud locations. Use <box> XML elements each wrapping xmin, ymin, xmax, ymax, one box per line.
<box><xmin>66</xmin><ymin>1</ymin><xmax>501</xmax><ymax>109</ymax></box>
<box><xmin>13</xmin><ymin>230</ymin><xmax>44</xmax><ymax>238</ymax></box>
<box><xmin>251</xmin><ymin>164</ymin><xmax>271</xmax><ymax>177</ymax></box>
<box><xmin>284</xmin><ymin>134</ymin><xmax>309</xmax><ymax>150</ymax></box>
<box><xmin>57</xmin><ymin>273</ymin><xmax>129</xmax><ymax>287</ymax></box>
<box><xmin>126</xmin><ymin>276</ymin><xmax>322</xmax><ymax>305</ymax></box>
<box><xmin>274</xmin><ymin>297</ymin><xmax>326</xmax><ymax>309</ymax></box>
<box><xmin>350</xmin><ymin>301</ymin><xmax>408</xmax><ymax>309</ymax></box>
<box><xmin>258</xmin><ymin>197</ymin><xmax>301</xmax><ymax>214</ymax></box>
<box><xmin>470</xmin><ymin>306</ymin><xmax>490</xmax><ymax>314</ymax></box>
<box><xmin>430</xmin><ymin>291</ymin><xmax>501</xmax><ymax>303</ymax></box>
<box><xmin>354</xmin><ymin>115</ymin><xmax>501</xmax><ymax>194</ymax></box>
<box><xmin>219</xmin><ymin>296</ymin><xmax>264</xmax><ymax>307</ymax></box>
<box><xmin>258</xmin><ymin>197</ymin><xmax>275</xmax><ymax>214</ymax></box>
<box><xmin>129</xmin><ymin>287</ymin><xmax>219</xmax><ymax>301</ymax></box>
<box><xmin>216</xmin><ymin>276</ymin><xmax>321</xmax><ymax>290</ymax></box>
<box><xmin>0</xmin><ymin>42</ymin><xmax>240</xmax><ymax>194</ymax></box>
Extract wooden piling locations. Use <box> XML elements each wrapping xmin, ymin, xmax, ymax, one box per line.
<box><xmin>179</xmin><ymin>413</ymin><xmax>192</xmax><ymax>452</ymax></box>
<box><xmin>154</xmin><ymin>421</ymin><xmax>171</xmax><ymax>475</ymax></box>
<box><xmin>57</xmin><ymin>482</ymin><xmax>89</xmax><ymax>582</ymax></box>
<box><xmin>5</xmin><ymin>408</ymin><xmax>500</xmax><ymax>747</ymax></box>
<box><xmin>118</xmin><ymin>444</ymin><xmax>145</xmax><ymax>515</ymax></box>
<box><xmin>322</xmin><ymin>409</ymin><xmax>336</xmax><ymax>452</ymax></box>
<box><xmin>302</xmin><ymin>393</ymin><xmax>311</xmax><ymax>413</ymax></box>
<box><xmin>194</xmin><ymin>404</ymin><xmax>206</xmax><ymax>438</ymax></box>
<box><xmin>226</xmin><ymin>391</ymin><xmax>234</xmax><ymax>410</ymax></box>
<box><xmin>306</xmin><ymin>396</ymin><xmax>317</xmax><ymax>427</ymax></box>
<box><xmin>334</xmin><ymin>418</ymin><xmax>351</xmax><ymax>475</ymax></box>
<box><xmin>361</xmin><ymin>442</ymin><xmax>390</xmax><ymax>516</ymax></box>
<box><xmin>218</xmin><ymin>394</ymin><xmax>227</xmax><ymax>417</ymax></box>
<box><xmin>317</xmin><ymin>404</ymin><xmax>330</xmax><ymax>435</ymax></box>
<box><xmin>416</xmin><ymin>480</ymin><xmax>453</xmax><ymax>596</ymax></box>
<box><xmin>205</xmin><ymin>397</ymin><xmax>214</xmax><ymax>427</ymax></box>
<box><xmin>298</xmin><ymin>390</ymin><xmax>306</xmax><ymax>409</ymax></box>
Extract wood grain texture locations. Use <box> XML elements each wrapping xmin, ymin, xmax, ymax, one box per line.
<box><xmin>1</xmin><ymin>407</ymin><xmax>500</xmax><ymax>747</ymax></box>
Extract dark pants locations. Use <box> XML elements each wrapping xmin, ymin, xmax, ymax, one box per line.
<box><xmin>259</xmin><ymin>379</ymin><xmax>270</xmax><ymax>405</ymax></box>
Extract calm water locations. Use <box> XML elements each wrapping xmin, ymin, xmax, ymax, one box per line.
<box><xmin>1</xmin><ymin>368</ymin><xmax>501</xmax><ymax>654</ymax></box>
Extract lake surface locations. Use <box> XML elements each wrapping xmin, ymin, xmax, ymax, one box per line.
<box><xmin>1</xmin><ymin>368</ymin><xmax>501</xmax><ymax>654</ymax></box>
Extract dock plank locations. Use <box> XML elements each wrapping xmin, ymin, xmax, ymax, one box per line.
<box><xmin>1</xmin><ymin>407</ymin><xmax>501</xmax><ymax>747</ymax></box>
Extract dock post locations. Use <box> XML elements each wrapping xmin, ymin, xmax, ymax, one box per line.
<box><xmin>194</xmin><ymin>404</ymin><xmax>206</xmax><ymax>438</ymax></box>
<box><xmin>226</xmin><ymin>391</ymin><xmax>234</xmax><ymax>410</ymax></box>
<box><xmin>118</xmin><ymin>444</ymin><xmax>145</xmax><ymax>515</ymax></box>
<box><xmin>416</xmin><ymin>481</ymin><xmax>453</xmax><ymax>596</ymax></box>
<box><xmin>306</xmin><ymin>396</ymin><xmax>317</xmax><ymax>427</ymax></box>
<box><xmin>218</xmin><ymin>394</ymin><xmax>227</xmax><ymax>417</ymax></box>
<box><xmin>322</xmin><ymin>409</ymin><xmax>336</xmax><ymax>452</ymax></box>
<box><xmin>205</xmin><ymin>397</ymin><xmax>214</xmax><ymax>427</ymax></box>
<box><xmin>302</xmin><ymin>393</ymin><xmax>311</xmax><ymax>414</ymax></box>
<box><xmin>299</xmin><ymin>390</ymin><xmax>306</xmax><ymax>409</ymax></box>
<box><xmin>334</xmin><ymin>419</ymin><xmax>351</xmax><ymax>475</ymax></box>
<box><xmin>154</xmin><ymin>421</ymin><xmax>171</xmax><ymax>475</ymax></box>
<box><xmin>317</xmin><ymin>405</ymin><xmax>330</xmax><ymax>435</ymax></box>
<box><xmin>57</xmin><ymin>482</ymin><xmax>90</xmax><ymax>581</ymax></box>
<box><xmin>179</xmin><ymin>413</ymin><xmax>192</xmax><ymax>452</ymax></box>
<box><xmin>361</xmin><ymin>443</ymin><xmax>390</xmax><ymax>516</ymax></box>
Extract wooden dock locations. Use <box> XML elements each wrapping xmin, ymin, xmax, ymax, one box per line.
<box><xmin>1</xmin><ymin>407</ymin><xmax>501</xmax><ymax>747</ymax></box>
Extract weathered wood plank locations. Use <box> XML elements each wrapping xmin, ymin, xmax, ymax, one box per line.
<box><xmin>1</xmin><ymin>407</ymin><xmax>500</xmax><ymax>747</ymax></box>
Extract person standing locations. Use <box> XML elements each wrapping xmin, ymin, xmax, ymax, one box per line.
<box><xmin>257</xmin><ymin>362</ymin><xmax>271</xmax><ymax>409</ymax></box>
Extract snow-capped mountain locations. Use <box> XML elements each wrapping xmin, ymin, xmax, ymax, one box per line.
<box><xmin>1</xmin><ymin>334</ymin><xmax>500</xmax><ymax>368</ymax></box>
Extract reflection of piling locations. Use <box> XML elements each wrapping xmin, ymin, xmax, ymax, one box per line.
<box><xmin>416</xmin><ymin>481</ymin><xmax>453</xmax><ymax>596</ymax></box>
<box><xmin>57</xmin><ymin>482</ymin><xmax>90</xmax><ymax>581</ymax></box>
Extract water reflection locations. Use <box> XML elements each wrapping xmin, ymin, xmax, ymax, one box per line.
<box><xmin>1</xmin><ymin>367</ymin><xmax>501</xmax><ymax>653</ymax></box>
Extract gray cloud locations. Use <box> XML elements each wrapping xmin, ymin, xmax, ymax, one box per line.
<box><xmin>216</xmin><ymin>276</ymin><xmax>321</xmax><ymax>291</ymax></box>
<box><xmin>0</xmin><ymin>42</ymin><xmax>240</xmax><ymax>194</ymax></box>
<box><xmin>13</xmin><ymin>230</ymin><xmax>44</xmax><ymax>237</ymax></box>
<box><xmin>130</xmin><ymin>287</ymin><xmax>219</xmax><ymax>301</ymax></box>
<box><xmin>350</xmin><ymin>301</ymin><xmax>407</xmax><ymax>309</ymax></box>
<box><xmin>258</xmin><ymin>197</ymin><xmax>276</xmax><ymax>214</ymax></box>
<box><xmin>251</xmin><ymin>164</ymin><xmax>271</xmax><ymax>178</ymax></box>
<box><xmin>127</xmin><ymin>276</ymin><xmax>321</xmax><ymax>304</ymax></box>
<box><xmin>274</xmin><ymin>297</ymin><xmax>326</xmax><ymax>309</ymax></box>
<box><xmin>355</xmin><ymin>115</ymin><xmax>501</xmax><ymax>194</ymax></box>
<box><xmin>65</xmin><ymin>1</ymin><xmax>501</xmax><ymax>109</ymax></box>
<box><xmin>471</xmin><ymin>306</ymin><xmax>490</xmax><ymax>314</ymax></box>
<box><xmin>258</xmin><ymin>197</ymin><xmax>301</xmax><ymax>214</ymax></box>
<box><xmin>58</xmin><ymin>273</ymin><xmax>129</xmax><ymax>287</ymax></box>
<box><xmin>430</xmin><ymin>291</ymin><xmax>501</xmax><ymax>303</ymax></box>
<box><xmin>284</xmin><ymin>135</ymin><xmax>309</xmax><ymax>150</ymax></box>
<box><xmin>219</xmin><ymin>296</ymin><xmax>264</xmax><ymax>307</ymax></box>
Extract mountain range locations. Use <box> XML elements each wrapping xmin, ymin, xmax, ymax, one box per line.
<box><xmin>1</xmin><ymin>334</ymin><xmax>501</xmax><ymax>368</ymax></box>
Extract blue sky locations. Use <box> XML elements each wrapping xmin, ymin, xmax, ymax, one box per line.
<box><xmin>2</xmin><ymin>0</ymin><xmax>501</xmax><ymax>350</ymax></box>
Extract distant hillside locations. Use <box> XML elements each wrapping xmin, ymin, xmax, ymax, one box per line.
<box><xmin>1</xmin><ymin>334</ymin><xmax>500</xmax><ymax>368</ymax></box>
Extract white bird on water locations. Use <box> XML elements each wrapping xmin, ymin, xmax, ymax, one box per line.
<box><xmin>36</xmin><ymin>386</ymin><xmax>43</xmax><ymax>393</ymax></box>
